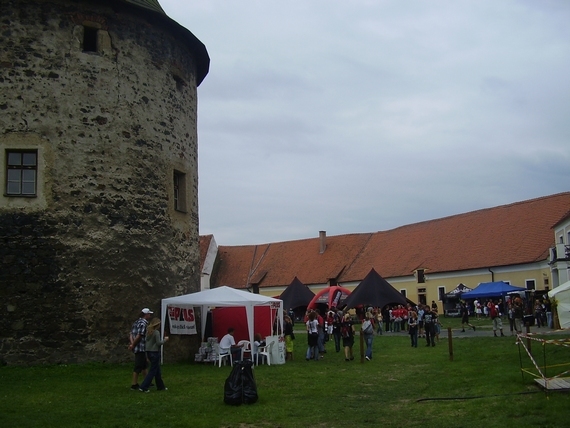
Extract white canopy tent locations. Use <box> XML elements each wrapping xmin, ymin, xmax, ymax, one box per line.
<box><xmin>160</xmin><ymin>286</ymin><xmax>284</xmax><ymax>349</ymax></box>
<box><xmin>548</xmin><ymin>280</ymin><xmax>570</xmax><ymax>329</ymax></box>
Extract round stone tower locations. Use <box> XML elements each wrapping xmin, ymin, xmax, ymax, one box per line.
<box><xmin>0</xmin><ymin>0</ymin><xmax>209</xmax><ymax>364</ymax></box>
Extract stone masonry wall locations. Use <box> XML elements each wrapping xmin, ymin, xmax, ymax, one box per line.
<box><xmin>0</xmin><ymin>0</ymin><xmax>203</xmax><ymax>364</ymax></box>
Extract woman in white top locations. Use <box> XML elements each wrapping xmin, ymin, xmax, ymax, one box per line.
<box><xmin>305</xmin><ymin>311</ymin><xmax>319</xmax><ymax>361</ymax></box>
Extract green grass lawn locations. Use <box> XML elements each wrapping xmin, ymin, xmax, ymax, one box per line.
<box><xmin>1</xmin><ymin>326</ymin><xmax>568</xmax><ymax>428</ymax></box>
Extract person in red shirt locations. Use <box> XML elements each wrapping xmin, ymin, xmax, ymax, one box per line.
<box><xmin>392</xmin><ymin>305</ymin><xmax>403</xmax><ymax>332</ymax></box>
<box><xmin>401</xmin><ymin>305</ymin><xmax>409</xmax><ymax>331</ymax></box>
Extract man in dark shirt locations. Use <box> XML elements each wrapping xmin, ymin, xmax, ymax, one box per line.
<box><xmin>423</xmin><ymin>305</ymin><xmax>438</xmax><ymax>347</ymax></box>
<box><xmin>460</xmin><ymin>302</ymin><xmax>476</xmax><ymax>332</ymax></box>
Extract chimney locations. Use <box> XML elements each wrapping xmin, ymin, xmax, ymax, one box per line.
<box><xmin>319</xmin><ymin>230</ymin><xmax>326</xmax><ymax>254</ymax></box>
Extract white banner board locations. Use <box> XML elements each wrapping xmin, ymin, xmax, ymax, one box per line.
<box><xmin>266</xmin><ymin>335</ymin><xmax>286</xmax><ymax>365</ymax></box>
<box><xmin>167</xmin><ymin>306</ymin><xmax>197</xmax><ymax>335</ymax></box>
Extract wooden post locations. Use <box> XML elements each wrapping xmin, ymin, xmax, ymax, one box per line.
<box><xmin>360</xmin><ymin>330</ymin><xmax>364</xmax><ymax>363</ymax></box>
<box><xmin>448</xmin><ymin>327</ymin><xmax>453</xmax><ymax>361</ymax></box>
<box><xmin>552</xmin><ymin>305</ymin><xmax>561</xmax><ymax>330</ymax></box>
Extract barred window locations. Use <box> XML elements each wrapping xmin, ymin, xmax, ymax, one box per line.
<box><xmin>6</xmin><ymin>150</ymin><xmax>37</xmax><ymax>196</ymax></box>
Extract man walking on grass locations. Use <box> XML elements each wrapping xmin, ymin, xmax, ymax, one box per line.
<box><xmin>460</xmin><ymin>302</ymin><xmax>476</xmax><ymax>332</ymax></box>
<box><xmin>488</xmin><ymin>301</ymin><xmax>505</xmax><ymax>337</ymax></box>
<box><xmin>128</xmin><ymin>308</ymin><xmax>153</xmax><ymax>390</ymax></box>
<box><xmin>423</xmin><ymin>305</ymin><xmax>437</xmax><ymax>347</ymax></box>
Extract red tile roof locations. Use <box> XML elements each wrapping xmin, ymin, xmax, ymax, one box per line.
<box><xmin>209</xmin><ymin>192</ymin><xmax>570</xmax><ymax>289</ymax></box>
<box><xmin>199</xmin><ymin>234</ymin><xmax>213</xmax><ymax>271</ymax></box>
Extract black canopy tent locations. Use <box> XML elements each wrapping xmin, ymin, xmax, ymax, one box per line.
<box><xmin>344</xmin><ymin>268</ymin><xmax>408</xmax><ymax>310</ymax></box>
<box><xmin>279</xmin><ymin>277</ymin><xmax>315</xmax><ymax>321</ymax></box>
<box><xmin>443</xmin><ymin>283</ymin><xmax>473</xmax><ymax>316</ymax></box>
<box><xmin>445</xmin><ymin>283</ymin><xmax>473</xmax><ymax>299</ymax></box>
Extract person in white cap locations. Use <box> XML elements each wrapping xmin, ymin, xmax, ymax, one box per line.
<box><xmin>128</xmin><ymin>308</ymin><xmax>153</xmax><ymax>390</ymax></box>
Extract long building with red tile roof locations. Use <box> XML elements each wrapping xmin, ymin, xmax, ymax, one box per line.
<box><xmin>200</xmin><ymin>192</ymin><xmax>570</xmax><ymax>306</ymax></box>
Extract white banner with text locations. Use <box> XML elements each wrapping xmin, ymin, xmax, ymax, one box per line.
<box><xmin>167</xmin><ymin>306</ymin><xmax>197</xmax><ymax>335</ymax></box>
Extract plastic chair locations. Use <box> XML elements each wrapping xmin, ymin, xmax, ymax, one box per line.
<box><xmin>237</xmin><ymin>340</ymin><xmax>252</xmax><ymax>360</ymax></box>
<box><xmin>214</xmin><ymin>344</ymin><xmax>233</xmax><ymax>367</ymax></box>
<box><xmin>252</xmin><ymin>341</ymin><xmax>260</xmax><ymax>365</ymax></box>
<box><xmin>257</xmin><ymin>340</ymin><xmax>274</xmax><ymax>366</ymax></box>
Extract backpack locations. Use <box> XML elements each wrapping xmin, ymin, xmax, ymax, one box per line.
<box><xmin>489</xmin><ymin>304</ymin><xmax>499</xmax><ymax>319</ymax></box>
<box><xmin>224</xmin><ymin>360</ymin><xmax>258</xmax><ymax>406</ymax></box>
<box><xmin>341</xmin><ymin>324</ymin><xmax>351</xmax><ymax>338</ymax></box>
<box><xmin>362</xmin><ymin>320</ymin><xmax>373</xmax><ymax>335</ymax></box>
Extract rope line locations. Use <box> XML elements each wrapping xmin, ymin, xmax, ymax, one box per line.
<box><xmin>416</xmin><ymin>391</ymin><xmax>539</xmax><ymax>402</ymax></box>
<box><xmin>516</xmin><ymin>332</ymin><xmax>570</xmax><ymax>347</ymax></box>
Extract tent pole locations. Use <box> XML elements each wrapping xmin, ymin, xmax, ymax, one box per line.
<box><xmin>448</xmin><ymin>327</ymin><xmax>453</xmax><ymax>361</ymax></box>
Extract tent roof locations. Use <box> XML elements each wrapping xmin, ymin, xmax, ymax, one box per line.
<box><xmin>344</xmin><ymin>268</ymin><xmax>407</xmax><ymax>310</ymax></box>
<box><xmin>279</xmin><ymin>277</ymin><xmax>315</xmax><ymax>310</ymax></box>
<box><xmin>162</xmin><ymin>286</ymin><xmax>281</xmax><ymax>307</ymax></box>
<box><xmin>461</xmin><ymin>281</ymin><xmax>526</xmax><ymax>299</ymax></box>
<box><xmin>161</xmin><ymin>286</ymin><xmax>283</xmax><ymax>349</ymax></box>
<box><xmin>446</xmin><ymin>283</ymin><xmax>473</xmax><ymax>297</ymax></box>
<box><xmin>549</xmin><ymin>281</ymin><xmax>570</xmax><ymax>329</ymax></box>
<box><xmin>548</xmin><ymin>280</ymin><xmax>570</xmax><ymax>298</ymax></box>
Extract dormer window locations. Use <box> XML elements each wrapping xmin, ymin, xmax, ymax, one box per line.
<box><xmin>416</xmin><ymin>269</ymin><xmax>425</xmax><ymax>284</ymax></box>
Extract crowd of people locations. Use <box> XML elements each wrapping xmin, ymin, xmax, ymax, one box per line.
<box><xmin>376</xmin><ymin>302</ymin><xmax>443</xmax><ymax>347</ymax></box>
<box><xmin>303</xmin><ymin>308</ymin><xmax>356</xmax><ymax>361</ymax></box>
<box><xmin>465</xmin><ymin>296</ymin><xmax>553</xmax><ymax>333</ymax></box>
<box><xmin>300</xmin><ymin>294</ymin><xmax>555</xmax><ymax>362</ymax></box>
<box><xmin>301</xmin><ymin>302</ymin><xmax>446</xmax><ymax>362</ymax></box>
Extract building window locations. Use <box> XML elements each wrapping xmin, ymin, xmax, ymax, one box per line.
<box><xmin>400</xmin><ymin>289</ymin><xmax>407</xmax><ymax>298</ymax></box>
<box><xmin>173</xmin><ymin>74</ymin><xmax>186</xmax><ymax>91</ymax></box>
<box><xmin>438</xmin><ymin>286</ymin><xmax>445</xmax><ymax>301</ymax></box>
<box><xmin>416</xmin><ymin>269</ymin><xmax>425</xmax><ymax>284</ymax></box>
<box><xmin>5</xmin><ymin>150</ymin><xmax>37</xmax><ymax>196</ymax></box>
<box><xmin>83</xmin><ymin>26</ymin><xmax>98</xmax><ymax>52</ymax></box>
<box><xmin>525</xmin><ymin>279</ymin><xmax>536</xmax><ymax>290</ymax></box>
<box><xmin>417</xmin><ymin>288</ymin><xmax>427</xmax><ymax>305</ymax></box>
<box><xmin>173</xmin><ymin>170</ymin><xmax>187</xmax><ymax>212</ymax></box>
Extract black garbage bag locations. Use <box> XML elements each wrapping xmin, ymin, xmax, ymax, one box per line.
<box><xmin>224</xmin><ymin>360</ymin><xmax>258</xmax><ymax>405</ymax></box>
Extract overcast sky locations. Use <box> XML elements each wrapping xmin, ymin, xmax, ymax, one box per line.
<box><xmin>160</xmin><ymin>0</ymin><xmax>570</xmax><ymax>246</ymax></box>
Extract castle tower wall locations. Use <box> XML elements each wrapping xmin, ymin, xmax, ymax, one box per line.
<box><xmin>0</xmin><ymin>0</ymin><xmax>209</xmax><ymax>364</ymax></box>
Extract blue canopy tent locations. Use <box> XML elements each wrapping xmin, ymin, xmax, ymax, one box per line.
<box><xmin>461</xmin><ymin>281</ymin><xmax>525</xmax><ymax>299</ymax></box>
